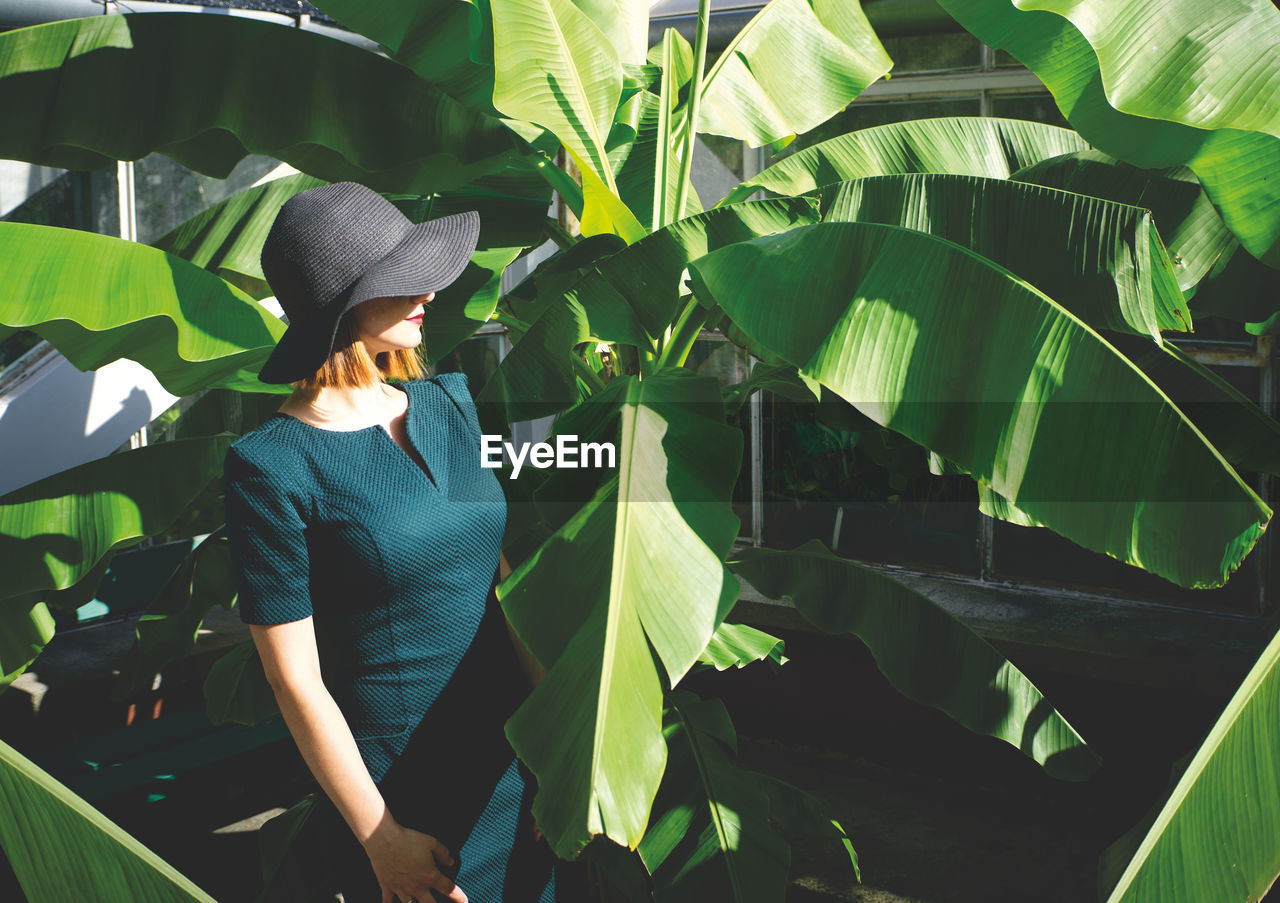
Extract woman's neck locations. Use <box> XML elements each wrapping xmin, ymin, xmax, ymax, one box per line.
<box><xmin>280</xmin><ymin>381</ymin><xmax>404</xmax><ymax>430</ymax></box>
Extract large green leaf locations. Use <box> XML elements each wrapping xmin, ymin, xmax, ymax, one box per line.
<box><xmin>490</xmin><ymin>0</ymin><xmax>622</xmax><ymax>188</ymax></box>
<box><xmin>203</xmin><ymin>640</ymin><xmax>279</xmax><ymax>728</ymax></box>
<box><xmin>730</xmin><ymin>540</ymin><xmax>1097</xmax><ymax>778</ymax></box>
<box><xmin>500</xmin><ymin>371</ymin><xmax>742</xmax><ymax>857</ymax></box>
<box><xmin>0</xmin><ymin>223</ymin><xmax>286</xmax><ymax>395</ymax></box>
<box><xmin>697</xmin><ymin>622</ymin><xmax>787</xmax><ymax>671</ymax></box>
<box><xmin>1105</xmin><ymin>625</ymin><xmax>1280</xmax><ymax>902</ymax></box>
<box><xmin>690</xmin><ymin>222</ymin><xmax>1270</xmax><ymax>589</ymax></box>
<box><xmin>152</xmin><ymin>173</ymin><xmax>328</xmax><ymax>299</ymax></box>
<box><xmin>311</xmin><ymin>0</ymin><xmax>498</xmax><ymax>112</ymax></box>
<box><xmin>821</xmin><ymin>173</ymin><xmax>1188</xmax><ymax>339</ymax></box>
<box><xmin>611</xmin><ymin>84</ymin><xmax>703</xmax><ymax>232</ymax></box>
<box><xmin>0</xmin><ymin>437</ymin><xmax>233</xmax><ymax>601</ymax></box>
<box><xmin>1012</xmin><ymin>151</ymin><xmax>1236</xmax><ymax>293</ymax></box>
<box><xmin>937</xmin><ymin>0</ymin><xmax>1280</xmax><ymax>267</ymax></box>
<box><xmin>0</xmin><ymin>596</ymin><xmax>56</xmax><ymax>689</ymax></box>
<box><xmin>1011</xmin><ymin>0</ymin><xmax>1280</xmax><ymax>137</ymax></box>
<box><xmin>0</xmin><ymin>14</ymin><xmax>525</xmax><ymax>195</ymax></box>
<box><xmin>722</xmin><ymin>117</ymin><xmax>1089</xmax><ymax>205</ymax></box>
<box><xmin>421</xmin><ymin>246</ymin><xmax>526</xmax><ymax>363</ymax></box>
<box><xmin>638</xmin><ymin>695</ymin><xmax>790</xmax><ymax>903</ymax></box>
<box><xmin>0</xmin><ymin>740</ymin><xmax>215</xmax><ymax>901</ymax></box>
<box><xmin>697</xmin><ymin>0</ymin><xmax>892</xmax><ymax>148</ymax></box>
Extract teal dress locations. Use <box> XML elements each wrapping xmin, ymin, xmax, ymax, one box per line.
<box><xmin>224</xmin><ymin>373</ymin><xmax>554</xmax><ymax>902</ymax></box>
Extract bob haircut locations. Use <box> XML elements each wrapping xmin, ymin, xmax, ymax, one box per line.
<box><xmin>291</xmin><ymin>310</ymin><xmax>426</xmax><ymax>391</ymax></box>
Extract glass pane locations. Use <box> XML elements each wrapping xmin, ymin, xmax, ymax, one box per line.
<box><xmin>775</xmin><ymin>96</ymin><xmax>983</xmax><ymax>163</ymax></box>
<box><xmin>692</xmin><ymin>134</ymin><xmax>746</xmax><ymax>208</ymax></box>
<box><xmin>988</xmin><ymin>92</ymin><xmax>1069</xmax><ymax>128</ymax></box>
<box><xmin>991</xmin><ymin>360</ymin><xmax>1269</xmax><ymax>613</ymax></box>
<box><xmin>2</xmin><ymin>166</ymin><xmax>117</xmax><ymax>234</ymax></box>
<box><xmin>994</xmin><ymin>48</ymin><xmax>1022</xmax><ymax>68</ymax></box>
<box><xmin>882</xmin><ymin>32</ymin><xmax>983</xmax><ymax>74</ymax></box>
<box><xmin>135</xmin><ymin>153</ymin><xmax>282</xmax><ymax>245</ymax></box>
<box><xmin>760</xmin><ymin>391</ymin><xmax>981</xmax><ymax>573</ymax></box>
<box><xmin>0</xmin><ymin>330</ymin><xmax>41</xmax><ymax>372</ymax></box>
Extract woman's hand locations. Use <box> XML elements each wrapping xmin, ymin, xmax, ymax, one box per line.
<box><xmin>362</xmin><ymin>820</ymin><xmax>467</xmax><ymax>903</ymax></box>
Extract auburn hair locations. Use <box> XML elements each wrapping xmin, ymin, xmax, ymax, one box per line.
<box><xmin>291</xmin><ymin>311</ymin><xmax>426</xmax><ymax>391</ymax></box>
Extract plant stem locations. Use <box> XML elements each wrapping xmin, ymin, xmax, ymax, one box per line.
<box><xmin>674</xmin><ymin>0</ymin><xmax>711</xmax><ymax>219</ymax></box>
<box><xmin>656</xmin><ymin>296</ymin><xmax>712</xmax><ymax>369</ymax></box>
<box><xmin>572</xmin><ymin>353</ymin><xmax>606</xmax><ymax>393</ymax></box>
<box><xmin>490</xmin><ymin>309</ymin><xmax>533</xmax><ymax>335</ymax></box>
<box><xmin>544</xmin><ymin>217</ymin><xmax>578</xmax><ymax>251</ymax></box>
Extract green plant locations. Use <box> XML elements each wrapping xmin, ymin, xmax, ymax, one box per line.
<box><xmin>0</xmin><ymin>0</ymin><xmax>1276</xmax><ymax>899</ymax></box>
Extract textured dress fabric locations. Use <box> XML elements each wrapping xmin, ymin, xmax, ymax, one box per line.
<box><xmin>224</xmin><ymin>372</ymin><xmax>554</xmax><ymax>902</ymax></box>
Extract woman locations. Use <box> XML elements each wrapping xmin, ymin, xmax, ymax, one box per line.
<box><xmin>224</xmin><ymin>182</ymin><xmax>553</xmax><ymax>903</ymax></box>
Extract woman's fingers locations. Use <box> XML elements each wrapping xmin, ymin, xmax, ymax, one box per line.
<box><xmin>420</xmin><ymin>873</ymin><xmax>468</xmax><ymax>903</ymax></box>
<box><xmin>428</xmin><ymin>837</ymin><xmax>455</xmax><ymax>867</ymax></box>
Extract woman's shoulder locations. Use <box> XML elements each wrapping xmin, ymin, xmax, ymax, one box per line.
<box><xmin>226</xmin><ymin>415</ymin><xmax>308</xmax><ymax>476</ymax></box>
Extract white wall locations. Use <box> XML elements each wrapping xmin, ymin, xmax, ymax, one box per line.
<box><xmin>0</xmin><ymin>351</ymin><xmax>178</xmax><ymax>496</ymax></box>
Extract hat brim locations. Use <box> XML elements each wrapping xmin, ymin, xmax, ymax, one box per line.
<box><xmin>257</xmin><ymin>210</ymin><xmax>480</xmax><ymax>385</ymax></box>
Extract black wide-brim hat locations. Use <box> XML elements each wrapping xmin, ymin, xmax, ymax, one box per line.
<box><xmin>257</xmin><ymin>182</ymin><xmax>480</xmax><ymax>384</ymax></box>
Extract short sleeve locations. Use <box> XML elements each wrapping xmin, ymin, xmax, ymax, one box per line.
<box><xmin>223</xmin><ymin>445</ymin><xmax>314</xmax><ymax>625</ymax></box>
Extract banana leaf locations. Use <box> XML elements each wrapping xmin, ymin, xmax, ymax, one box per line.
<box><xmin>114</xmin><ymin>531</ymin><xmax>237</xmax><ymax>699</ymax></box>
<box><xmin>152</xmin><ymin>173</ymin><xmax>328</xmax><ymax>298</ymax></box>
<box><xmin>697</xmin><ymin>0</ymin><xmax>892</xmax><ymax>148</ymax></box>
<box><xmin>0</xmin><ymin>223</ymin><xmax>286</xmax><ymax>396</ymax></box>
<box><xmin>0</xmin><ymin>740</ymin><xmax>215</xmax><ymax>902</ymax></box>
<box><xmin>0</xmin><ymin>596</ymin><xmax>56</xmax><ymax>689</ymax></box>
<box><xmin>1012</xmin><ymin>151</ymin><xmax>1236</xmax><ymax>293</ymax></box>
<box><xmin>500</xmin><ymin>371</ymin><xmax>743</xmax><ymax>858</ymax></box>
<box><xmin>0</xmin><ymin>14</ymin><xmax>526</xmax><ymax>196</ymax></box>
<box><xmin>697</xmin><ymin>622</ymin><xmax>788</xmax><ymax>671</ymax></box>
<box><xmin>479</xmin><ymin>198</ymin><xmax>818</xmax><ymax>421</ymax></box>
<box><xmin>610</xmin><ymin>87</ymin><xmax>702</xmax><ymax>233</ymax></box>
<box><xmin>490</xmin><ymin>0</ymin><xmax>622</xmax><ymax>189</ymax></box>
<box><xmin>1010</xmin><ymin>0</ymin><xmax>1280</xmax><ymax>137</ymax></box>
<box><xmin>311</xmin><ymin>0</ymin><xmax>498</xmax><ymax>112</ymax></box>
<box><xmin>820</xmin><ymin>173</ymin><xmax>1188</xmax><ymax>339</ymax></box>
<box><xmin>722</xmin><ymin>117</ymin><xmax>1089</xmax><ymax>205</ymax></box>
<box><xmin>1105</xmin><ymin>625</ymin><xmax>1280</xmax><ymax>902</ymax></box>
<box><xmin>204</xmin><ymin>640</ymin><xmax>279</xmax><ymax>727</ymax></box>
<box><xmin>937</xmin><ymin>0</ymin><xmax>1280</xmax><ymax>268</ymax></box>
<box><xmin>730</xmin><ymin>540</ymin><xmax>1097</xmax><ymax>778</ymax></box>
<box><xmin>638</xmin><ymin>694</ymin><xmax>790</xmax><ymax>903</ymax></box>
<box><xmin>690</xmin><ymin>222</ymin><xmax>1270</xmax><ymax>589</ymax></box>
<box><xmin>624</xmin><ymin>28</ymin><xmax>699</xmax><ymax>231</ymax></box>
<box><xmin>0</xmin><ymin>437</ymin><xmax>233</xmax><ymax>601</ymax></box>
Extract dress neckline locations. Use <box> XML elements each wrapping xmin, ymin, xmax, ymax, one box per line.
<box><xmin>272</xmin><ymin>382</ymin><xmax>439</xmax><ymax>489</ymax></box>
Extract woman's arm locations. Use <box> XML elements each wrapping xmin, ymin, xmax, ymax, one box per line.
<box><xmin>250</xmin><ymin>618</ymin><xmax>468</xmax><ymax>903</ymax></box>
<box><xmin>498</xmin><ymin>551</ymin><xmax>546</xmax><ymax>687</ymax></box>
